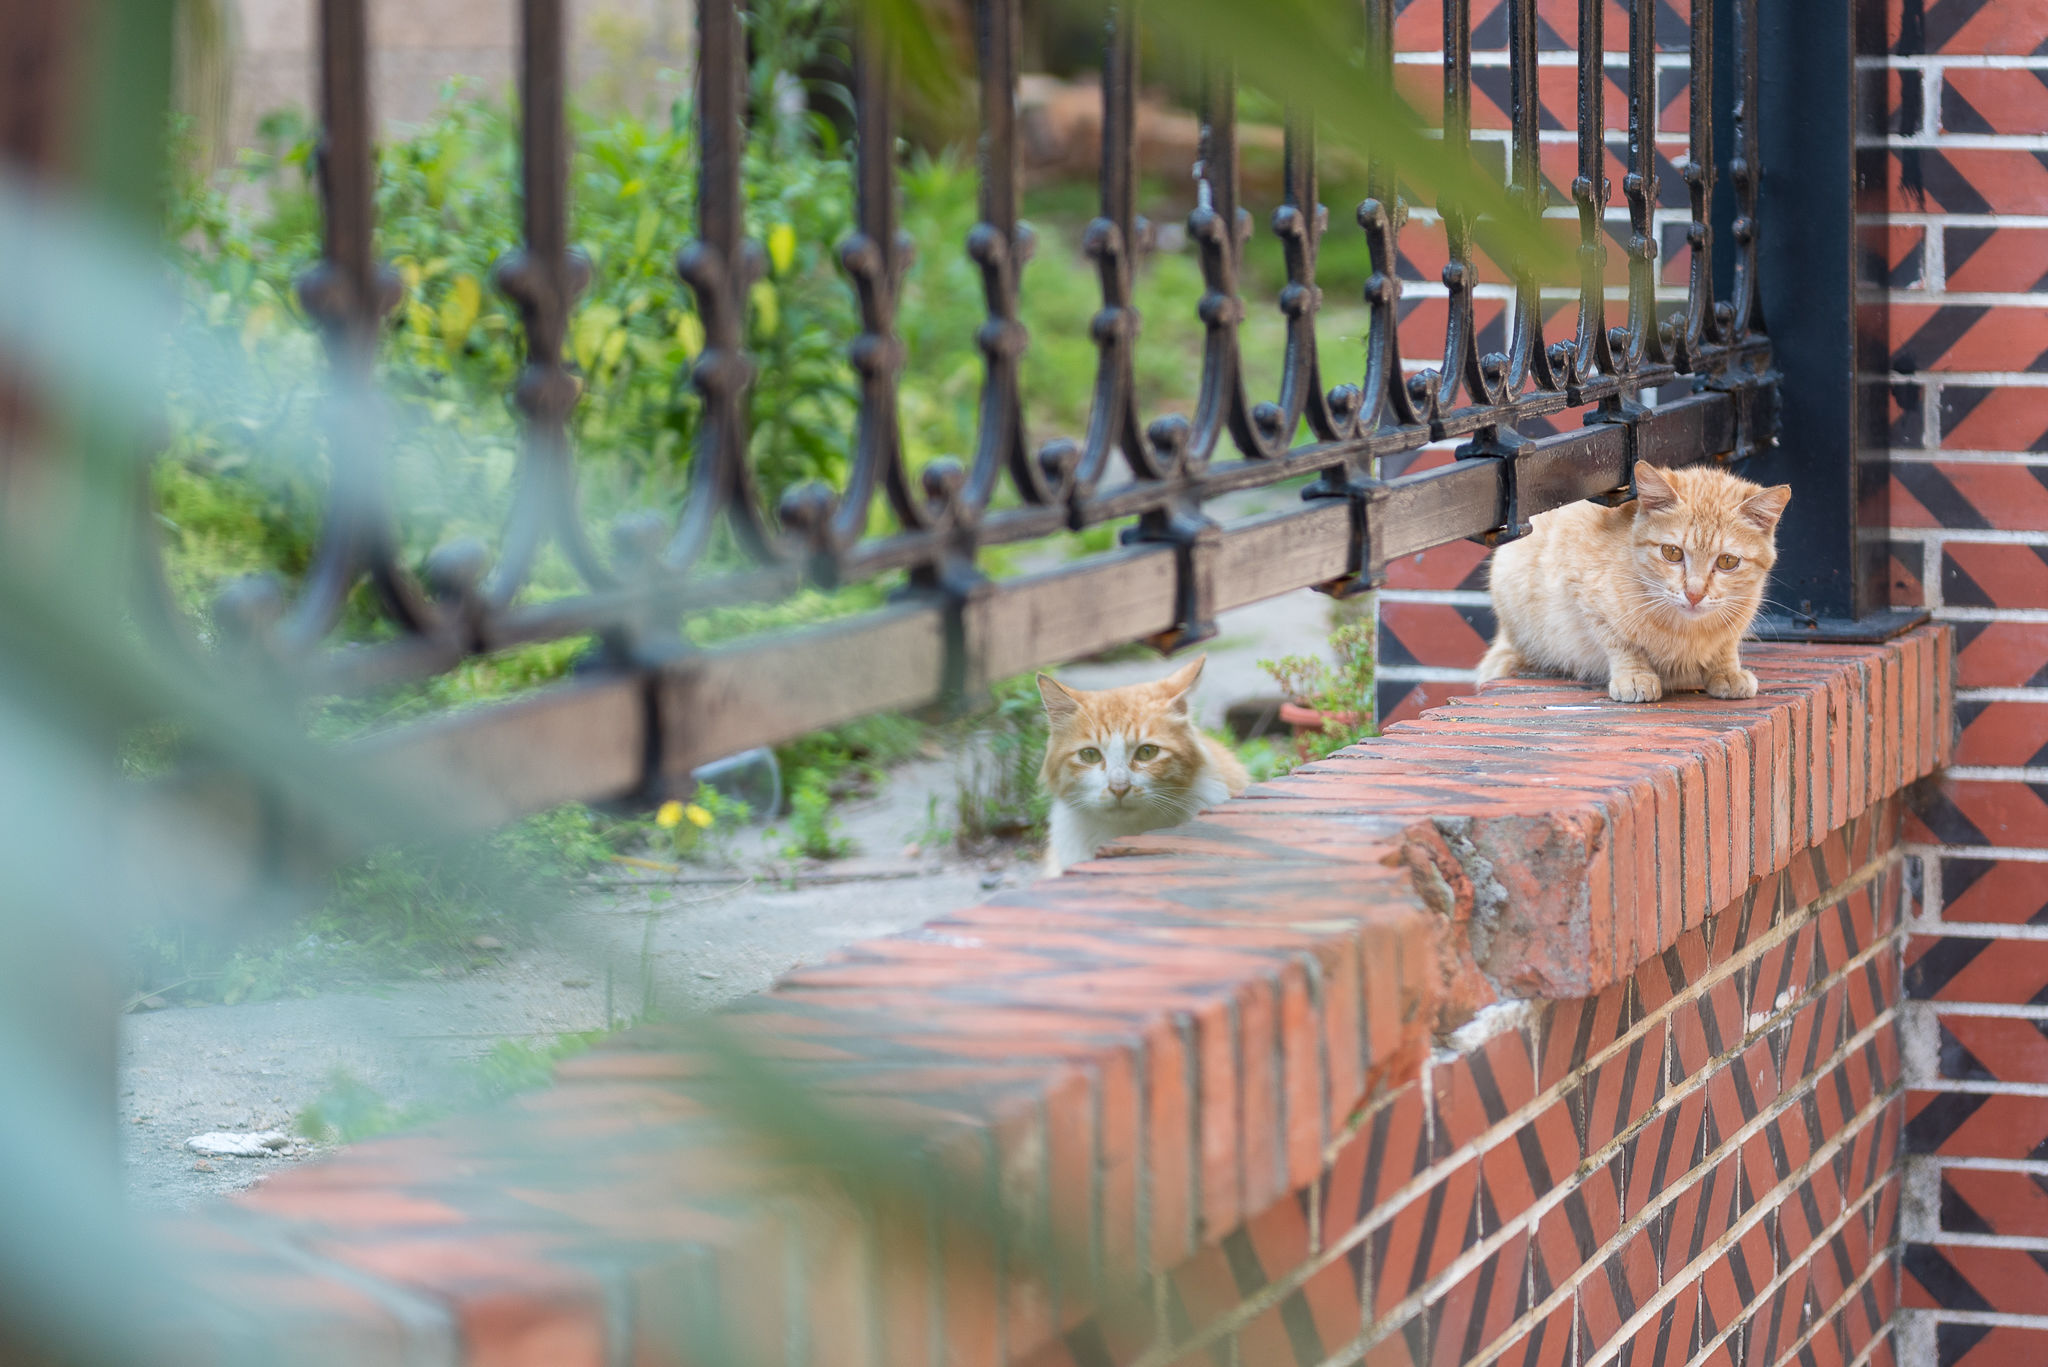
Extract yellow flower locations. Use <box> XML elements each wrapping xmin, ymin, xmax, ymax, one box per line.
<box><xmin>767</xmin><ymin>223</ymin><xmax>797</xmax><ymax>277</ymax></box>
<box><xmin>684</xmin><ymin>803</ymin><xmax>714</xmax><ymax>829</ymax></box>
<box><xmin>655</xmin><ymin>800</ymin><xmax>684</xmax><ymax>829</ymax></box>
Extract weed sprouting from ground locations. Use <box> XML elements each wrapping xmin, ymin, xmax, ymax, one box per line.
<box><xmin>774</xmin><ymin>772</ymin><xmax>854</xmax><ymax>861</ymax></box>
<box><xmin>295</xmin><ymin>1030</ymin><xmax>606</xmax><ymax>1144</ymax></box>
<box><xmin>775</xmin><ymin>711</ymin><xmax>926</xmax><ymax>806</ymax></box>
<box><xmin>293</xmin><ymin>1070</ymin><xmax>424</xmax><ymax>1144</ymax></box>
<box><xmin>951</xmin><ymin>677</ymin><xmax>1051</xmax><ymax>849</ymax></box>
<box><xmin>126</xmin><ymin>804</ymin><xmax>631</xmax><ymax>1005</ymax></box>
<box><xmin>653</xmin><ymin>784</ymin><xmax>753</xmax><ymax>863</ymax></box>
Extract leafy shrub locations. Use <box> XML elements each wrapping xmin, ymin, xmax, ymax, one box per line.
<box><xmin>158</xmin><ymin>86</ymin><xmax>1214</xmax><ymax>646</ymax></box>
<box><xmin>1230</xmin><ymin>733</ymin><xmax>1296</xmax><ymax>784</ymax></box>
<box><xmin>163</xmin><ymin>91</ymin><xmax>862</xmax><ymax>620</ymax></box>
<box><xmin>1259</xmin><ymin>620</ymin><xmax>1377</xmax><ymax>764</ymax></box>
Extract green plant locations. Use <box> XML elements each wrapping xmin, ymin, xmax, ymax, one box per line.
<box><xmin>295</xmin><ymin>1068</ymin><xmax>428</xmax><ymax>1144</ymax></box>
<box><xmin>3</xmin><ymin>4</ymin><xmax>1584</xmax><ymax>1355</ymax></box>
<box><xmin>911</xmin><ymin>791</ymin><xmax>954</xmax><ymax>851</ymax></box>
<box><xmin>465</xmin><ymin>1031</ymin><xmax>607</xmax><ymax>1102</ymax></box>
<box><xmin>774</xmin><ymin>772</ymin><xmax>854</xmax><ymax>861</ymax></box>
<box><xmin>155</xmin><ymin>88</ymin><xmax>1186</xmax><ymax>642</ymax></box>
<box><xmin>315</xmin><ymin>804</ymin><xmax>616</xmax><ymax>961</ymax></box>
<box><xmin>1230</xmin><ymin>732</ymin><xmax>1296</xmax><ymax>785</ymax></box>
<box><xmin>774</xmin><ymin>708</ymin><xmax>925</xmax><ymax>805</ymax></box>
<box><xmin>952</xmin><ymin>675</ymin><xmax>1051</xmax><ymax>847</ymax></box>
<box><xmin>1259</xmin><ymin>620</ymin><xmax>1377</xmax><ymax>763</ymax></box>
<box><xmin>122</xmin><ymin>802</ymin><xmax>629</xmax><ymax>1004</ymax></box>
<box><xmin>159</xmin><ymin>86</ymin><xmax>856</xmax><ymax>620</ymax></box>
<box><xmin>295</xmin><ymin>1030</ymin><xmax>605</xmax><ymax>1144</ymax></box>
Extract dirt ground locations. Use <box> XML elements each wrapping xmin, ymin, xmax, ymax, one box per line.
<box><xmin>119</xmin><ymin>587</ymin><xmax>1337</xmax><ymax>1209</ymax></box>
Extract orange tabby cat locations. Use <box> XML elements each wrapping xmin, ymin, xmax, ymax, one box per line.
<box><xmin>1038</xmin><ymin>656</ymin><xmax>1250</xmax><ymax>873</ymax></box>
<box><xmin>1478</xmin><ymin>463</ymin><xmax>1791</xmax><ymax>702</ymax></box>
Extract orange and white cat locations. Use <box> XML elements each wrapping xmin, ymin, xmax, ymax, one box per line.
<box><xmin>1478</xmin><ymin>463</ymin><xmax>1791</xmax><ymax>702</ymax></box>
<box><xmin>1037</xmin><ymin>657</ymin><xmax>1249</xmax><ymax>873</ymax></box>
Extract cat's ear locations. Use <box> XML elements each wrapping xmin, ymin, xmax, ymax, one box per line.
<box><xmin>1633</xmin><ymin>463</ymin><xmax>1681</xmax><ymax>514</ymax></box>
<box><xmin>1159</xmin><ymin>654</ymin><xmax>1206</xmax><ymax>716</ymax></box>
<box><xmin>1037</xmin><ymin>673</ymin><xmax>1082</xmax><ymax>724</ymax></box>
<box><xmin>1738</xmin><ymin>483</ymin><xmax>1792</xmax><ymax>532</ymax></box>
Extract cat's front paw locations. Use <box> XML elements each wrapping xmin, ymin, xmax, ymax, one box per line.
<box><xmin>1707</xmin><ymin>667</ymin><xmax>1758</xmax><ymax>699</ymax></box>
<box><xmin>1608</xmin><ymin>669</ymin><xmax>1663</xmax><ymax>703</ymax></box>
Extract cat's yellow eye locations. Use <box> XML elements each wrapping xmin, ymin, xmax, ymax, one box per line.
<box><xmin>1077</xmin><ymin>747</ymin><xmax>1103</xmax><ymax>764</ymax></box>
<box><xmin>1715</xmin><ymin>553</ymin><xmax>1741</xmax><ymax>571</ymax></box>
<box><xmin>1134</xmin><ymin>744</ymin><xmax>1161</xmax><ymax>761</ymax></box>
<box><xmin>1660</xmin><ymin>544</ymin><xmax>1684</xmax><ymax>563</ymax></box>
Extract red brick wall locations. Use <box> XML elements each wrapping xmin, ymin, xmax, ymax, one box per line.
<box><xmin>1369</xmin><ymin>3</ymin><xmax>2048</xmax><ymax>1352</ymax></box>
<box><xmin>162</xmin><ymin>632</ymin><xmax>1947</xmax><ymax>1367</ymax></box>
<box><xmin>1868</xmin><ymin>0</ymin><xmax>2048</xmax><ymax>1359</ymax></box>
<box><xmin>1032</xmin><ymin>805</ymin><xmax>1907</xmax><ymax>1367</ymax></box>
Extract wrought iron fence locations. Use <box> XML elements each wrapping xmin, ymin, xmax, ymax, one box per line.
<box><xmin>153</xmin><ymin>0</ymin><xmax>1806</xmax><ymax>827</ymax></box>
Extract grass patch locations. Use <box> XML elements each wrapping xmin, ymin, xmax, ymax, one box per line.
<box><xmin>295</xmin><ymin>1030</ymin><xmax>607</xmax><ymax>1144</ymax></box>
<box><xmin>126</xmin><ymin>803</ymin><xmax>634</xmax><ymax>1006</ymax></box>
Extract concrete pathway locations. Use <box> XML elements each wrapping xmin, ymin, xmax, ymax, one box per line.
<box><xmin>120</xmin><ymin>587</ymin><xmax>1343</xmax><ymax>1208</ymax></box>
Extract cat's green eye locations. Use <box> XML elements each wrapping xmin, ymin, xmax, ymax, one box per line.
<box><xmin>1660</xmin><ymin>544</ymin><xmax>1684</xmax><ymax>563</ymax></box>
<box><xmin>1134</xmin><ymin>744</ymin><xmax>1161</xmax><ymax>761</ymax></box>
<box><xmin>1077</xmin><ymin>747</ymin><xmax>1103</xmax><ymax>764</ymax></box>
<box><xmin>1715</xmin><ymin>553</ymin><xmax>1741</xmax><ymax>571</ymax></box>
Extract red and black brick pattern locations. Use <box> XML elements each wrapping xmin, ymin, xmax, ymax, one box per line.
<box><xmin>1040</xmin><ymin>812</ymin><xmax>1910</xmax><ymax>1367</ymax></box>
<box><xmin>1865</xmin><ymin>42</ymin><xmax>2048</xmax><ymax>1308</ymax></box>
<box><xmin>1817</xmin><ymin>8</ymin><xmax>2048</xmax><ymax>1351</ymax></box>
<box><xmin>1945</xmin><ymin>226</ymin><xmax>2048</xmax><ymax>293</ymax></box>
<box><xmin>1939</xmin><ymin>856</ymin><xmax>2048</xmax><ymax>924</ymax></box>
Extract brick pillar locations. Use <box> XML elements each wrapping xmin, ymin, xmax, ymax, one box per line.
<box><xmin>1876</xmin><ymin>0</ymin><xmax>2048</xmax><ymax>1358</ymax></box>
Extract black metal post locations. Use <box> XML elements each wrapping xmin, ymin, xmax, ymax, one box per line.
<box><xmin>1710</xmin><ymin>0</ymin><xmax>1737</xmax><ymax>309</ymax></box>
<box><xmin>1749</xmin><ymin>0</ymin><xmax>1923</xmax><ymax>640</ymax></box>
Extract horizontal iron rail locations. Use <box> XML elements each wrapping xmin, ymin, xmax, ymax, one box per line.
<box><xmin>230</xmin><ymin>383</ymin><xmax>1758</xmax><ymax>840</ymax></box>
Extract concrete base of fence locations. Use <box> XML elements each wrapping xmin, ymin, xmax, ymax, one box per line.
<box><xmin>157</xmin><ymin>628</ymin><xmax>1949</xmax><ymax>1367</ymax></box>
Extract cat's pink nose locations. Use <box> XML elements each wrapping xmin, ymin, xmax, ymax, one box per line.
<box><xmin>1106</xmin><ymin>777</ymin><xmax>1132</xmax><ymax>799</ymax></box>
<box><xmin>1685</xmin><ymin>588</ymin><xmax>1706</xmax><ymax>607</ymax></box>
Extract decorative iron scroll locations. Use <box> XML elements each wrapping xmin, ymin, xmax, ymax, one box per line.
<box><xmin>181</xmin><ymin>0</ymin><xmax>1779</xmax><ymax>810</ymax></box>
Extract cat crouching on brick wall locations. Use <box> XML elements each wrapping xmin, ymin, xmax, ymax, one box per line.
<box><xmin>1479</xmin><ymin>463</ymin><xmax>1791</xmax><ymax>702</ymax></box>
<box><xmin>1037</xmin><ymin>657</ymin><xmax>1249</xmax><ymax>874</ymax></box>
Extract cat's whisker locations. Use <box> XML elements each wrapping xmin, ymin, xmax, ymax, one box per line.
<box><xmin>1742</xmin><ymin>594</ymin><xmax>1803</xmax><ymax>636</ymax></box>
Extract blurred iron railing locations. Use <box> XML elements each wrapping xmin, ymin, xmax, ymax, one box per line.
<box><xmin>154</xmin><ymin>0</ymin><xmax>1803</xmax><ymax>825</ymax></box>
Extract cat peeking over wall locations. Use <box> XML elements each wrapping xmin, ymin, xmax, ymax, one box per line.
<box><xmin>1037</xmin><ymin>657</ymin><xmax>1249</xmax><ymax>874</ymax></box>
<box><xmin>1479</xmin><ymin>463</ymin><xmax>1792</xmax><ymax>703</ymax></box>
